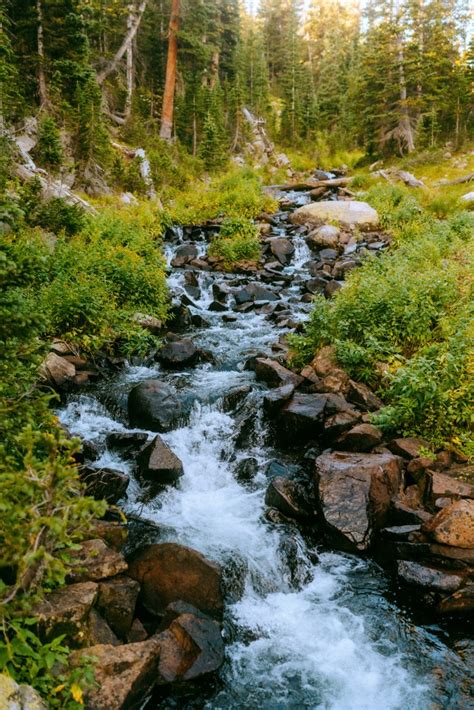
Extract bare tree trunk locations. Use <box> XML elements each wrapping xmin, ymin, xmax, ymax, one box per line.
<box><xmin>37</xmin><ymin>0</ymin><xmax>49</xmax><ymax>106</ymax></box>
<box><xmin>397</xmin><ymin>33</ymin><xmax>415</xmax><ymax>153</ymax></box>
<box><xmin>124</xmin><ymin>5</ymin><xmax>135</xmax><ymax>120</ymax></box>
<box><xmin>97</xmin><ymin>0</ymin><xmax>148</xmax><ymax>85</ymax></box>
<box><xmin>160</xmin><ymin>0</ymin><xmax>180</xmax><ymax>141</ymax></box>
<box><xmin>209</xmin><ymin>50</ymin><xmax>219</xmax><ymax>89</ymax></box>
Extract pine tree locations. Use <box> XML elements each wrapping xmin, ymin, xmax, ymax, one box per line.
<box><xmin>34</xmin><ymin>114</ymin><xmax>64</xmax><ymax>172</ymax></box>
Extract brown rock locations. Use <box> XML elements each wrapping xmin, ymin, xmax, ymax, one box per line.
<box><xmin>157</xmin><ymin>613</ymin><xmax>224</xmax><ymax>684</ymax></box>
<box><xmin>263</xmin><ymin>384</ymin><xmax>295</xmax><ymax>415</ymax></box>
<box><xmin>128</xmin><ymin>543</ymin><xmax>223</xmax><ymax>619</ymax></box>
<box><xmin>67</xmin><ymin>539</ymin><xmax>128</xmax><ymax>583</ymax></box>
<box><xmin>323</xmin><ymin>410</ymin><xmax>361</xmax><ymax>438</ymax></box>
<box><xmin>428</xmin><ymin>471</ymin><xmax>474</xmax><ymax>501</ymax></box>
<box><xmin>346</xmin><ymin>380</ymin><xmax>383</xmax><ymax>412</ymax></box>
<box><xmin>423</xmin><ymin>500</ymin><xmax>474</xmax><ymax>549</ymax></box>
<box><xmin>128</xmin><ymin>379</ymin><xmax>182</xmax><ymax>433</ymax></box>
<box><xmin>137</xmin><ymin>435</ymin><xmax>184</xmax><ymax>486</ymax></box>
<box><xmin>278</xmin><ymin>393</ymin><xmax>328</xmax><ymax>442</ymax></box>
<box><xmin>388</xmin><ymin>437</ymin><xmax>430</xmax><ymax>459</ymax></box>
<box><xmin>315</xmin><ymin>452</ymin><xmax>402</xmax><ymax>551</ymax></box>
<box><xmin>85</xmin><ymin>609</ymin><xmax>121</xmax><ymax>646</ymax></box>
<box><xmin>39</xmin><ymin>352</ymin><xmax>76</xmax><ymax>387</ymax></box>
<box><xmin>264</xmin><ymin>477</ymin><xmax>310</xmax><ymax>519</ymax></box>
<box><xmin>300</xmin><ymin>365</ymin><xmax>321</xmax><ymax>384</ymax></box>
<box><xmin>80</xmin><ymin>466</ymin><xmax>129</xmax><ymax>504</ymax></box>
<box><xmin>91</xmin><ymin>519</ymin><xmax>127</xmax><ymax>551</ymax></box>
<box><xmin>97</xmin><ymin>575</ymin><xmax>140</xmax><ymax>639</ymax></box>
<box><xmin>334</xmin><ymin>423</ymin><xmax>382</xmax><ymax>452</ymax></box>
<box><xmin>438</xmin><ymin>584</ymin><xmax>474</xmax><ymax>614</ymax></box>
<box><xmin>255</xmin><ymin>358</ymin><xmax>304</xmax><ymax>388</ymax></box>
<box><xmin>70</xmin><ymin>638</ymin><xmax>161</xmax><ymax>710</ymax></box>
<box><xmin>35</xmin><ymin>581</ymin><xmax>98</xmax><ymax>643</ymax></box>
<box><xmin>128</xmin><ymin>618</ymin><xmax>148</xmax><ymax>643</ymax></box>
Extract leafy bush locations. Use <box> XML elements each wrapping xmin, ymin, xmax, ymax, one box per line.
<box><xmin>208</xmin><ymin>216</ymin><xmax>260</xmax><ymax>266</ymax></box>
<box><xmin>291</xmin><ymin>184</ymin><xmax>474</xmax><ymax>455</ymax></box>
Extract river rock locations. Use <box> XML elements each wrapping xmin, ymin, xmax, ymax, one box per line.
<box><xmin>234</xmin><ymin>282</ymin><xmax>279</xmax><ymax>304</ymax></box>
<box><xmin>158</xmin><ymin>338</ymin><xmax>199</xmax><ymax>368</ymax></box>
<box><xmin>306</xmin><ymin>224</ymin><xmax>341</xmax><ymax>250</ymax></box>
<box><xmin>34</xmin><ymin>581</ymin><xmax>98</xmax><ymax>643</ymax></box>
<box><xmin>265</xmin><ymin>477</ymin><xmax>310</xmax><ymax>519</ymax></box>
<box><xmin>128</xmin><ymin>380</ymin><xmax>182</xmax><ymax>432</ymax></box>
<box><xmin>423</xmin><ymin>500</ymin><xmax>474</xmax><ymax>549</ymax></box>
<box><xmin>128</xmin><ymin>543</ymin><xmax>223</xmax><ymax>618</ymax></box>
<box><xmin>291</xmin><ymin>201</ymin><xmax>380</xmax><ymax>231</ymax></box>
<box><xmin>235</xmin><ymin>457</ymin><xmax>259</xmax><ymax>484</ymax></box>
<box><xmin>270</xmin><ymin>237</ymin><xmax>295</xmax><ymax>265</ymax></box>
<box><xmin>263</xmin><ymin>383</ymin><xmax>295</xmax><ymax>415</ymax></box>
<box><xmin>39</xmin><ymin>352</ymin><xmax>76</xmax><ymax>387</ymax></box>
<box><xmin>157</xmin><ymin>612</ymin><xmax>224</xmax><ymax>683</ymax></box>
<box><xmin>334</xmin><ymin>423</ymin><xmax>383</xmax><ymax>452</ymax></box>
<box><xmin>397</xmin><ymin>560</ymin><xmax>464</xmax><ymax>593</ymax></box>
<box><xmin>171</xmin><ymin>244</ymin><xmax>198</xmax><ymax>267</ymax></box>
<box><xmin>438</xmin><ymin>584</ymin><xmax>474</xmax><ymax>614</ymax></box>
<box><xmin>315</xmin><ymin>451</ymin><xmax>403</xmax><ymax>551</ymax></box>
<box><xmin>85</xmin><ymin>609</ymin><xmax>121</xmax><ymax>646</ymax></box>
<box><xmin>323</xmin><ymin>410</ymin><xmax>361</xmax><ymax>438</ymax></box>
<box><xmin>388</xmin><ymin>437</ymin><xmax>430</xmax><ymax>459</ymax></box>
<box><xmin>133</xmin><ymin>313</ymin><xmax>163</xmax><ymax>335</ymax></box>
<box><xmin>97</xmin><ymin>575</ymin><xmax>140</xmax><ymax>639</ymax></box>
<box><xmin>67</xmin><ymin>539</ymin><xmax>128</xmax><ymax>583</ymax></box>
<box><xmin>278</xmin><ymin>393</ymin><xmax>328</xmax><ymax>442</ymax></box>
<box><xmin>137</xmin><ymin>435</ymin><xmax>184</xmax><ymax>486</ymax></box>
<box><xmin>106</xmin><ymin>431</ymin><xmax>149</xmax><ymax>458</ymax></box>
<box><xmin>427</xmin><ymin>471</ymin><xmax>474</xmax><ymax>502</ymax></box>
<box><xmin>255</xmin><ymin>357</ymin><xmax>304</xmax><ymax>388</ymax></box>
<box><xmin>80</xmin><ymin>466</ymin><xmax>129</xmax><ymax>504</ymax></box>
<box><xmin>346</xmin><ymin>379</ymin><xmax>383</xmax><ymax>411</ymax></box>
<box><xmin>0</xmin><ymin>674</ymin><xmax>47</xmax><ymax>710</ymax></box>
<box><xmin>70</xmin><ymin>637</ymin><xmax>161</xmax><ymax>710</ymax></box>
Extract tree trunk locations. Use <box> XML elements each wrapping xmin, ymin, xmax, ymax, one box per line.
<box><xmin>37</xmin><ymin>0</ymin><xmax>49</xmax><ymax>106</ymax></box>
<box><xmin>160</xmin><ymin>0</ymin><xmax>180</xmax><ymax>141</ymax></box>
<box><xmin>124</xmin><ymin>5</ymin><xmax>135</xmax><ymax>120</ymax></box>
<box><xmin>97</xmin><ymin>0</ymin><xmax>148</xmax><ymax>85</ymax></box>
<box><xmin>397</xmin><ymin>32</ymin><xmax>415</xmax><ymax>153</ymax></box>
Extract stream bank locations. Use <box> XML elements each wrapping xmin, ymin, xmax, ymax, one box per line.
<box><xmin>40</xmin><ymin>179</ymin><xmax>473</xmax><ymax>709</ymax></box>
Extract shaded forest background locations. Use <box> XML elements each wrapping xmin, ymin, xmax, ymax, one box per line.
<box><xmin>1</xmin><ymin>0</ymin><xmax>473</xmax><ymax>184</ymax></box>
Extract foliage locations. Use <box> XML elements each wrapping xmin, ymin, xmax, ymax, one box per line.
<box><xmin>34</xmin><ymin>116</ymin><xmax>64</xmax><ymax>173</ymax></box>
<box><xmin>208</xmin><ymin>215</ymin><xmax>260</xmax><ymax>266</ymax></box>
<box><xmin>165</xmin><ymin>166</ymin><xmax>277</xmax><ymax>225</ymax></box>
<box><xmin>291</xmin><ymin>184</ymin><xmax>474</xmax><ymax>455</ymax></box>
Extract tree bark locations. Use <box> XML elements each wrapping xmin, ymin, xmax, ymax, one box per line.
<box><xmin>160</xmin><ymin>0</ymin><xmax>180</xmax><ymax>141</ymax></box>
<box><xmin>37</xmin><ymin>0</ymin><xmax>49</xmax><ymax>106</ymax></box>
<box><xmin>97</xmin><ymin>0</ymin><xmax>148</xmax><ymax>85</ymax></box>
<box><xmin>397</xmin><ymin>31</ymin><xmax>415</xmax><ymax>153</ymax></box>
<box><xmin>124</xmin><ymin>5</ymin><xmax>135</xmax><ymax>120</ymax></box>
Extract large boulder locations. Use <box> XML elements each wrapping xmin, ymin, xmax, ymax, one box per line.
<box><xmin>423</xmin><ymin>500</ymin><xmax>474</xmax><ymax>549</ymax></box>
<box><xmin>157</xmin><ymin>612</ymin><xmax>224</xmax><ymax>684</ymax></box>
<box><xmin>128</xmin><ymin>543</ymin><xmax>223</xmax><ymax>619</ymax></box>
<box><xmin>158</xmin><ymin>338</ymin><xmax>199</xmax><ymax>369</ymax></box>
<box><xmin>39</xmin><ymin>352</ymin><xmax>75</xmax><ymax>388</ymax></box>
<box><xmin>128</xmin><ymin>380</ymin><xmax>182</xmax><ymax>432</ymax></box>
<box><xmin>70</xmin><ymin>638</ymin><xmax>161</xmax><ymax>710</ymax></box>
<box><xmin>254</xmin><ymin>358</ymin><xmax>304</xmax><ymax>388</ymax></box>
<box><xmin>334</xmin><ymin>423</ymin><xmax>383</xmax><ymax>452</ymax></box>
<box><xmin>291</xmin><ymin>201</ymin><xmax>380</xmax><ymax>231</ymax></box>
<box><xmin>136</xmin><ymin>435</ymin><xmax>184</xmax><ymax>486</ymax></box>
<box><xmin>315</xmin><ymin>451</ymin><xmax>403</xmax><ymax>551</ymax></box>
<box><xmin>277</xmin><ymin>393</ymin><xmax>328</xmax><ymax>442</ymax></box>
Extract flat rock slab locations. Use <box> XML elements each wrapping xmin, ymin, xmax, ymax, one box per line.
<box><xmin>315</xmin><ymin>451</ymin><xmax>402</xmax><ymax>551</ymax></box>
<box><xmin>67</xmin><ymin>539</ymin><xmax>128</xmax><ymax>583</ymax></box>
<box><xmin>291</xmin><ymin>201</ymin><xmax>380</xmax><ymax>231</ymax></box>
<box><xmin>397</xmin><ymin>560</ymin><xmax>463</xmax><ymax>593</ymax></box>
<box><xmin>34</xmin><ymin>581</ymin><xmax>98</xmax><ymax>642</ymax></box>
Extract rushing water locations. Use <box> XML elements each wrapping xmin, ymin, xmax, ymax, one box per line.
<box><xmin>59</xmin><ymin>202</ymin><xmax>472</xmax><ymax>709</ymax></box>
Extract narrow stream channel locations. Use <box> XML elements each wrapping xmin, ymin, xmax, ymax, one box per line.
<box><xmin>58</xmin><ymin>192</ymin><xmax>471</xmax><ymax>709</ymax></box>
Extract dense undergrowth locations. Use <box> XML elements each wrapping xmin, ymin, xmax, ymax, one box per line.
<box><xmin>291</xmin><ymin>183</ymin><xmax>474</xmax><ymax>457</ymax></box>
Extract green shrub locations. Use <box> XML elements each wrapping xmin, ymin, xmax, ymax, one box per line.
<box><xmin>34</xmin><ymin>115</ymin><xmax>64</xmax><ymax>173</ymax></box>
<box><xmin>208</xmin><ymin>216</ymin><xmax>260</xmax><ymax>266</ymax></box>
<box><xmin>291</xmin><ymin>184</ymin><xmax>474</xmax><ymax>455</ymax></box>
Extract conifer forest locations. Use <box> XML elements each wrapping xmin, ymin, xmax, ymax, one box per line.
<box><xmin>0</xmin><ymin>1</ymin><xmax>473</xmax><ymax>708</ymax></box>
